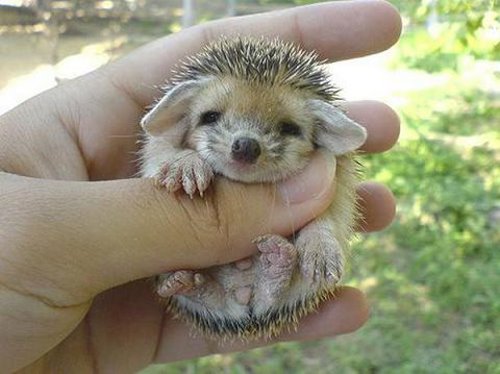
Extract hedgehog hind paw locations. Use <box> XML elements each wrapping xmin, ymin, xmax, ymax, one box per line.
<box><xmin>297</xmin><ymin>235</ymin><xmax>344</xmax><ymax>288</ymax></box>
<box><xmin>252</xmin><ymin>234</ymin><xmax>298</xmax><ymax>312</ymax></box>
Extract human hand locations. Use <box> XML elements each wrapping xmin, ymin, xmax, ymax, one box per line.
<box><xmin>0</xmin><ymin>0</ymin><xmax>400</xmax><ymax>372</ymax></box>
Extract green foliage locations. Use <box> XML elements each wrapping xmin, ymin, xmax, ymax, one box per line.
<box><xmin>364</xmin><ymin>131</ymin><xmax>498</xmax><ymax>314</ymax></box>
<box><xmin>394</xmin><ymin>0</ymin><xmax>498</xmax><ymax>72</ymax></box>
<box><xmin>392</xmin><ymin>22</ymin><xmax>499</xmax><ymax>73</ymax></box>
<box><xmin>392</xmin><ymin>24</ymin><xmax>499</xmax><ymax>72</ymax></box>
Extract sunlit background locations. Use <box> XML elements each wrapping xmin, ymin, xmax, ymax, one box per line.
<box><xmin>1</xmin><ymin>0</ymin><xmax>498</xmax><ymax>372</ymax></box>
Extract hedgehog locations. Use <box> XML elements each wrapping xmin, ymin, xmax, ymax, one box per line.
<box><xmin>139</xmin><ymin>37</ymin><xmax>367</xmax><ymax>339</ymax></box>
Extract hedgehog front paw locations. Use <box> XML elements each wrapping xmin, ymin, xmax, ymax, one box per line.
<box><xmin>156</xmin><ymin>270</ymin><xmax>205</xmax><ymax>298</ymax></box>
<box><xmin>295</xmin><ymin>232</ymin><xmax>344</xmax><ymax>288</ymax></box>
<box><xmin>155</xmin><ymin>151</ymin><xmax>214</xmax><ymax>198</ymax></box>
<box><xmin>252</xmin><ymin>234</ymin><xmax>298</xmax><ymax>311</ymax></box>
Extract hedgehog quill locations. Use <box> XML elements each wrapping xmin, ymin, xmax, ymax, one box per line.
<box><xmin>139</xmin><ymin>37</ymin><xmax>367</xmax><ymax>339</ymax></box>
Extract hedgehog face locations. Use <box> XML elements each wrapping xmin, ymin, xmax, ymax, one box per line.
<box><xmin>181</xmin><ymin>78</ymin><xmax>319</xmax><ymax>182</ymax></box>
<box><xmin>141</xmin><ymin>77</ymin><xmax>367</xmax><ymax>183</ymax></box>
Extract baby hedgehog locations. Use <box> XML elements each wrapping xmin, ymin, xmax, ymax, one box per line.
<box><xmin>140</xmin><ymin>37</ymin><xmax>367</xmax><ymax>339</ymax></box>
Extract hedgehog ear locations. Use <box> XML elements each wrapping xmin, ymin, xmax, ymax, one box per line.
<box><xmin>309</xmin><ymin>99</ymin><xmax>367</xmax><ymax>155</ymax></box>
<box><xmin>140</xmin><ymin>80</ymin><xmax>202</xmax><ymax>136</ymax></box>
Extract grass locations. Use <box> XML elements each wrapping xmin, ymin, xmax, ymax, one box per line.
<box><xmin>139</xmin><ymin>28</ymin><xmax>500</xmax><ymax>374</ymax></box>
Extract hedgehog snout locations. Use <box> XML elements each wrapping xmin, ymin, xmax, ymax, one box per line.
<box><xmin>231</xmin><ymin>137</ymin><xmax>261</xmax><ymax>164</ymax></box>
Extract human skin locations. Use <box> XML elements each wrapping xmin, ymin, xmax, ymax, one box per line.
<box><xmin>0</xmin><ymin>1</ymin><xmax>401</xmax><ymax>373</ymax></box>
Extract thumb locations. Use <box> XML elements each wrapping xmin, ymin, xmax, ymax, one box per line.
<box><xmin>0</xmin><ymin>153</ymin><xmax>335</xmax><ymax>305</ymax></box>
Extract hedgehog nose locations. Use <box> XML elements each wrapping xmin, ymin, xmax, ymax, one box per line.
<box><xmin>231</xmin><ymin>137</ymin><xmax>261</xmax><ymax>164</ymax></box>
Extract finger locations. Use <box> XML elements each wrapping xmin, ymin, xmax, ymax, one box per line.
<box><xmin>104</xmin><ymin>0</ymin><xmax>402</xmax><ymax>106</ymax></box>
<box><xmin>154</xmin><ymin>287</ymin><xmax>369</xmax><ymax>363</ymax></box>
<box><xmin>0</xmin><ymin>153</ymin><xmax>335</xmax><ymax>305</ymax></box>
<box><xmin>356</xmin><ymin>181</ymin><xmax>396</xmax><ymax>232</ymax></box>
<box><xmin>346</xmin><ymin>101</ymin><xmax>400</xmax><ymax>153</ymax></box>
<box><xmin>279</xmin><ymin>287</ymin><xmax>370</xmax><ymax>340</ymax></box>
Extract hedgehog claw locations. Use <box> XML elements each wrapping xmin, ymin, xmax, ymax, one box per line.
<box><xmin>156</xmin><ymin>270</ymin><xmax>204</xmax><ymax>298</ymax></box>
<box><xmin>155</xmin><ymin>151</ymin><xmax>214</xmax><ymax>197</ymax></box>
<box><xmin>234</xmin><ymin>257</ymin><xmax>253</xmax><ymax>270</ymax></box>
<box><xmin>296</xmin><ymin>230</ymin><xmax>343</xmax><ymax>288</ymax></box>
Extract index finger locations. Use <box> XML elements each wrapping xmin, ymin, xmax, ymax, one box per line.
<box><xmin>105</xmin><ymin>0</ymin><xmax>402</xmax><ymax>107</ymax></box>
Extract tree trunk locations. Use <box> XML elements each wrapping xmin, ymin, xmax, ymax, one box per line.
<box><xmin>227</xmin><ymin>0</ymin><xmax>236</xmax><ymax>17</ymax></box>
<box><xmin>182</xmin><ymin>0</ymin><xmax>194</xmax><ymax>28</ymax></box>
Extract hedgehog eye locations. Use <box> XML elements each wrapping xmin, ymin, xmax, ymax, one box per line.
<box><xmin>200</xmin><ymin>111</ymin><xmax>221</xmax><ymax>125</ymax></box>
<box><xmin>280</xmin><ymin>122</ymin><xmax>302</xmax><ymax>137</ymax></box>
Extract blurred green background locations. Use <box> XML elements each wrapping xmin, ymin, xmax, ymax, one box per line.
<box><xmin>1</xmin><ymin>0</ymin><xmax>498</xmax><ymax>372</ymax></box>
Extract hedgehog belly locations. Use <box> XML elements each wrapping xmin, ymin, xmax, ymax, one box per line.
<box><xmin>164</xmin><ymin>254</ymin><xmax>338</xmax><ymax>339</ymax></box>
<box><xmin>167</xmin><ymin>262</ymin><xmax>255</xmax><ymax>330</ymax></box>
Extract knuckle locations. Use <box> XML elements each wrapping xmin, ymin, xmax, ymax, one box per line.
<box><xmin>151</xmin><ymin>179</ymin><xmax>274</xmax><ymax>266</ymax></box>
<box><xmin>192</xmin><ymin>188</ymin><xmax>231</xmax><ymax>245</ymax></box>
<box><xmin>162</xmin><ymin>184</ymin><xmax>233</xmax><ymax>263</ymax></box>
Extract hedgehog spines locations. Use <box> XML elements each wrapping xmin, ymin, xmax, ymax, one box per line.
<box><xmin>163</xmin><ymin>285</ymin><xmax>337</xmax><ymax>340</ymax></box>
<box><xmin>168</xmin><ymin>36</ymin><xmax>340</xmax><ymax>102</ymax></box>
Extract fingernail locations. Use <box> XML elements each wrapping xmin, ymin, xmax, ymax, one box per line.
<box><xmin>278</xmin><ymin>152</ymin><xmax>336</xmax><ymax>205</ymax></box>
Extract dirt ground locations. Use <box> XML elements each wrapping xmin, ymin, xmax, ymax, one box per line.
<box><xmin>0</xmin><ymin>29</ymin><xmax>157</xmax><ymax>115</ymax></box>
